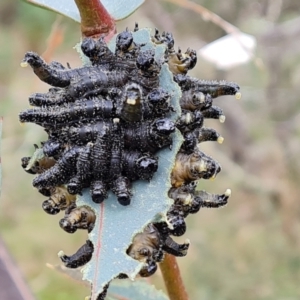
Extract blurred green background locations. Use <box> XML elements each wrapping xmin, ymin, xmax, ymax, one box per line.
<box><xmin>1</xmin><ymin>0</ymin><xmax>300</xmax><ymax>299</ymax></box>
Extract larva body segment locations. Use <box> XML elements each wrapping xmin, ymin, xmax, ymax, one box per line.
<box><xmin>59</xmin><ymin>240</ymin><xmax>94</xmax><ymax>269</ymax></box>
<box><xmin>32</xmin><ymin>147</ymin><xmax>81</xmax><ymax>188</ymax></box>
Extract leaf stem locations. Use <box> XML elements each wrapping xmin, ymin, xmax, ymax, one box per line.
<box><xmin>74</xmin><ymin>0</ymin><xmax>116</xmax><ymax>40</ymax></box>
<box><xmin>159</xmin><ymin>254</ymin><xmax>189</xmax><ymax>300</ymax></box>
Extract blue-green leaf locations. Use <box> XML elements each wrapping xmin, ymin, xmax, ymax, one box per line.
<box><xmin>75</xmin><ymin>28</ymin><xmax>182</xmax><ymax>299</ymax></box>
<box><xmin>47</xmin><ymin>264</ymin><xmax>169</xmax><ymax>300</ymax></box>
<box><xmin>22</xmin><ymin>0</ymin><xmax>145</xmax><ymax>22</ymax></box>
<box><xmin>107</xmin><ymin>279</ymin><xmax>169</xmax><ymax>300</ymax></box>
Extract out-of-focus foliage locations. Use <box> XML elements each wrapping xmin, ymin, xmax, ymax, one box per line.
<box><xmin>198</xmin><ymin>32</ymin><xmax>257</xmax><ymax>69</ymax></box>
<box><xmin>0</xmin><ymin>117</ymin><xmax>2</xmax><ymax>196</ymax></box>
<box><xmin>1</xmin><ymin>0</ymin><xmax>300</xmax><ymax>299</ymax></box>
<box><xmin>22</xmin><ymin>0</ymin><xmax>145</xmax><ymax>22</ymax></box>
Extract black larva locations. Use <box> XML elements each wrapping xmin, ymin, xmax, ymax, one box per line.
<box><xmin>20</xmin><ymin>24</ymin><xmax>240</xmax><ymax>286</ymax></box>
<box><xmin>59</xmin><ymin>203</ymin><xmax>96</xmax><ymax>234</ymax></box>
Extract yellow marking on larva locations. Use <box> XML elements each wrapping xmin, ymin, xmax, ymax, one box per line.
<box><xmin>200</xmin><ymin>93</ymin><xmax>205</xmax><ymax>103</ymax></box>
<box><xmin>210</xmin><ymin>174</ymin><xmax>216</xmax><ymax>180</ymax></box>
<box><xmin>185</xmin><ymin>112</ymin><xmax>191</xmax><ymax>124</ymax></box>
<box><xmin>217</xmin><ymin>136</ymin><xmax>224</xmax><ymax>144</ymax></box>
<box><xmin>57</xmin><ymin>250</ymin><xmax>65</xmax><ymax>258</ymax></box>
<box><xmin>183</xmin><ymin>194</ymin><xmax>192</xmax><ymax>205</ymax></box>
<box><xmin>166</xmin><ymin>219</ymin><xmax>174</xmax><ymax>230</ymax></box>
<box><xmin>197</xmin><ymin>160</ymin><xmax>207</xmax><ymax>172</ymax></box>
<box><xmin>225</xmin><ymin>188</ymin><xmax>232</xmax><ymax>196</ymax></box>
<box><xmin>235</xmin><ymin>92</ymin><xmax>242</xmax><ymax>100</ymax></box>
<box><xmin>20</xmin><ymin>61</ymin><xmax>28</xmax><ymax>68</ymax></box>
<box><xmin>219</xmin><ymin>115</ymin><xmax>226</xmax><ymax>123</ymax></box>
<box><xmin>126</xmin><ymin>99</ymin><xmax>137</xmax><ymax>105</ymax></box>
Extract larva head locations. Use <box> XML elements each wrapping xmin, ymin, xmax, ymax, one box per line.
<box><xmin>176</xmin><ymin>110</ymin><xmax>204</xmax><ymax>133</ymax></box>
<box><xmin>116</xmin><ymin>29</ymin><xmax>134</xmax><ymax>51</ymax></box>
<box><xmin>42</xmin><ymin>199</ymin><xmax>60</xmax><ymax>215</ymax></box>
<box><xmin>90</xmin><ymin>180</ymin><xmax>107</xmax><ymax>204</ymax></box>
<box><xmin>38</xmin><ymin>187</ymin><xmax>52</xmax><ymax>197</ymax></box>
<box><xmin>22</xmin><ymin>51</ymin><xmax>44</xmax><ymax>68</ymax></box>
<box><xmin>147</xmin><ymin>88</ymin><xmax>172</xmax><ymax>115</ymax></box>
<box><xmin>185</xmin><ymin>90</ymin><xmax>213</xmax><ymax>111</ymax></box>
<box><xmin>163</xmin><ymin>32</ymin><xmax>174</xmax><ymax>50</ymax></box>
<box><xmin>191</xmin><ymin>150</ymin><xmax>221</xmax><ymax>180</ymax></box>
<box><xmin>136</xmin><ymin>156</ymin><xmax>158</xmax><ymax>180</ymax></box>
<box><xmin>67</xmin><ymin>178</ymin><xmax>82</xmax><ymax>195</ymax></box>
<box><xmin>167</xmin><ymin>209</ymin><xmax>186</xmax><ymax>236</ymax></box>
<box><xmin>81</xmin><ymin>38</ymin><xmax>98</xmax><ymax>57</ymax></box>
<box><xmin>81</xmin><ymin>37</ymin><xmax>113</xmax><ymax>61</ymax></box>
<box><xmin>139</xmin><ymin>260</ymin><xmax>158</xmax><ymax>277</ymax></box>
<box><xmin>153</xmin><ymin>118</ymin><xmax>175</xmax><ymax>135</ymax></box>
<box><xmin>136</xmin><ymin>49</ymin><xmax>156</xmax><ymax>71</ymax></box>
<box><xmin>113</xmin><ymin>177</ymin><xmax>131</xmax><ymax>206</ymax></box>
<box><xmin>21</xmin><ymin>157</ymin><xmax>36</xmax><ymax>174</ymax></box>
<box><xmin>184</xmin><ymin>48</ymin><xmax>197</xmax><ymax>70</ymax></box>
<box><xmin>59</xmin><ymin>218</ymin><xmax>77</xmax><ymax>233</ymax></box>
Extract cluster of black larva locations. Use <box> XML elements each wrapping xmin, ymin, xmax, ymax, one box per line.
<box><xmin>20</xmin><ymin>24</ymin><xmax>240</xmax><ymax>297</ymax></box>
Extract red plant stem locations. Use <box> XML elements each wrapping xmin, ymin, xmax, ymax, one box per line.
<box><xmin>159</xmin><ymin>254</ymin><xmax>189</xmax><ymax>300</ymax></box>
<box><xmin>74</xmin><ymin>0</ymin><xmax>116</xmax><ymax>40</ymax></box>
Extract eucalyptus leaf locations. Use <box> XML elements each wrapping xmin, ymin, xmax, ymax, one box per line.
<box><xmin>47</xmin><ymin>264</ymin><xmax>170</xmax><ymax>300</ymax></box>
<box><xmin>107</xmin><ymin>279</ymin><xmax>169</xmax><ymax>300</ymax></box>
<box><xmin>75</xmin><ymin>28</ymin><xmax>182</xmax><ymax>299</ymax></box>
<box><xmin>22</xmin><ymin>0</ymin><xmax>145</xmax><ymax>22</ymax></box>
<box><xmin>28</xmin><ymin>28</ymin><xmax>181</xmax><ymax>299</ymax></box>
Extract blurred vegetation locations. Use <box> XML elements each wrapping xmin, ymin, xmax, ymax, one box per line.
<box><xmin>1</xmin><ymin>0</ymin><xmax>300</xmax><ymax>299</ymax></box>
